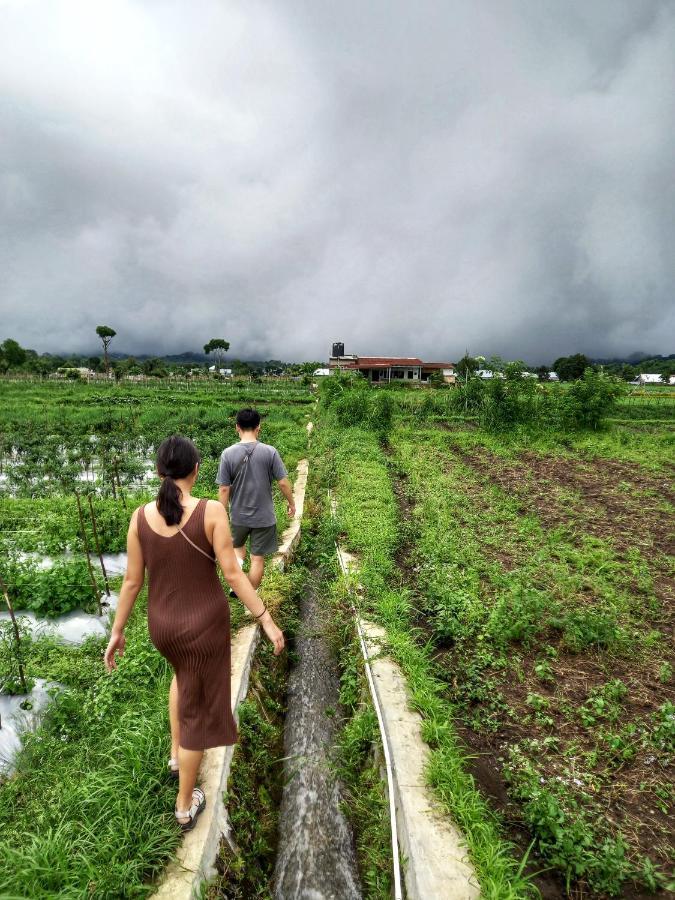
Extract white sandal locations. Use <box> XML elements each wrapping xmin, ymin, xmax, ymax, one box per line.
<box><xmin>175</xmin><ymin>787</ymin><xmax>206</xmax><ymax>832</ymax></box>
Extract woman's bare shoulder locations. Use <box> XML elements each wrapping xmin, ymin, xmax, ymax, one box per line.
<box><xmin>204</xmin><ymin>499</ymin><xmax>227</xmax><ymax>519</ymax></box>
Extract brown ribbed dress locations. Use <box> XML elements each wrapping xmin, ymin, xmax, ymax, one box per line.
<box><xmin>137</xmin><ymin>498</ymin><xmax>238</xmax><ymax>751</ymax></box>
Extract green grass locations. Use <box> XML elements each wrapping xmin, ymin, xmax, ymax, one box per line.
<box><xmin>314</xmin><ymin>419</ymin><xmax>538</xmax><ymax>898</ymax></box>
<box><xmin>315</xmin><ymin>379</ymin><xmax>674</xmax><ymax>895</ymax></box>
<box><xmin>0</xmin><ymin>379</ymin><xmax>313</xmax><ymax>897</ymax></box>
<box><xmin>0</xmin><ymin>591</ymin><xmax>180</xmax><ymax>899</ymax></box>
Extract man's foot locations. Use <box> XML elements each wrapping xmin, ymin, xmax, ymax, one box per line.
<box><xmin>229</xmin><ymin>588</ymin><xmax>237</xmax><ymax>599</ymax></box>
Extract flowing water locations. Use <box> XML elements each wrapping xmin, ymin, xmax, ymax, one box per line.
<box><xmin>274</xmin><ymin>587</ymin><xmax>362</xmax><ymax>900</ymax></box>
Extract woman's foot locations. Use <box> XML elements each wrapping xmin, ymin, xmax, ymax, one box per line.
<box><xmin>168</xmin><ymin>757</ymin><xmax>179</xmax><ymax>779</ymax></box>
<box><xmin>175</xmin><ymin>787</ymin><xmax>206</xmax><ymax>832</ymax></box>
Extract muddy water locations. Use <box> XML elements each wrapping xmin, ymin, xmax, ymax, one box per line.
<box><xmin>273</xmin><ymin>588</ymin><xmax>362</xmax><ymax>900</ymax></box>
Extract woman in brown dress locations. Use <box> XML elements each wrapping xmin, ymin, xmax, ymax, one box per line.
<box><xmin>103</xmin><ymin>435</ymin><xmax>284</xmax><ymax>829</ymax></box>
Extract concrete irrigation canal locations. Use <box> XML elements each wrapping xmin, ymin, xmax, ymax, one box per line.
<box><xmin>273</xmin><ymin>582</ymin><xmax>361</xmax><ymax>899</ymax></box>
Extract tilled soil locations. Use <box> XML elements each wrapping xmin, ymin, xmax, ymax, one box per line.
<box><xmin>390</xmin><ymin>447</ymin><xmax>675</xmax><ymax>898</ymax></box>
<box><xmin>452</xmin><ymin>446</ymin><xmax>675</xmax><ymax>610</ymax></box>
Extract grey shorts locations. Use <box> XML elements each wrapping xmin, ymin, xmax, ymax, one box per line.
<box><xmin>230</xmin><ymin>523</ymin><xmax>279</xmax><ymax>557</ymax></box>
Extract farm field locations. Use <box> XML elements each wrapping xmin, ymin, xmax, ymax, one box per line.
<box><xmin>0</xmin><ymin>379</ymin><xmax>311</xmax><ymax>898</ymax></box>
<box><xmin>0</xmin><ymin>376</ymin><xmax>673</xmax><ymax>899</ymax></box>
<box><xmin>320</xmin><ymin>382</ymin><xmax>674</xmax><ymax>898</ymax></box>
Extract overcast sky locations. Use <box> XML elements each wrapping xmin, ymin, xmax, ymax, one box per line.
<box><xmin>1</xmin><ymin>0</ymin><xmax>674</xmax><ymax>363</ymax></box>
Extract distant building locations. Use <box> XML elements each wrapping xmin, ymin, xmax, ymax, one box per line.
<box><xmin>476</xmin><ymin>369</ymin><xmax>504</xmax><ymax>380</ymax></box>
<box><xmin>313</xmin><ymin>368</ymin><xmax>330</xmax><ymax>376</ymax></box>
<box><xmin>51</xmin><ymin>367</ymin><xmax>95</xmax><ymax>379</ymax></box>
<box><xmin>328</xmin><ymin>348</ymin><xmax>456</xmax><ymax>384</ymax></box>
<box><xmin>634</xmin><ymin>373</ymin><xmax>665</xmax><ymax>385</ymax></box>
<box><xmin>548</xmin><ymin>372</ymin><xmax>559</xmax><ymax>381</ymax></box>
<box><xmin>208</xmin><ymin>365</ymin><xmax>232</xmax><ymax>377</ymax></box>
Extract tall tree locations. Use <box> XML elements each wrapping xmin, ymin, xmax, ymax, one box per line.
<box><xmin>552</xmin><ymin>353</ymin><xmax>591</xmax><ymax>381</ymax></box>
<box><xmin>95</xmin><ymin>325</ymin><xmax>116</xmax><ymax>375</ymax></box>
<box><xmin>1</xmin><ymin>338</ymin><xmax>27</xmax><ymax>368</ymax></box>
<box><xmin>455</xmin><ymin>352</ymin><xmax>480</xmax><ymax>382</ymax></box>
<box><xmin>204</xmin><ymin>338</ymin><xmax>230</xmax><ymax>372</ymax></box>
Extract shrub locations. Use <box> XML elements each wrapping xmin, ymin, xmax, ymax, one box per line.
<box><xmin>558</xmin><ymin>369</ymin><xmax>625</xmax><ymax>430</ymax></box>
<box><xmin>0</xmin><ymin>618</ymin><xmax>34</xmax><ymax>695</ymax></box>
<box><xmin>0</xmin><ymin>557</ymin><xmax>103</xmax><ymax>618</ymax></box>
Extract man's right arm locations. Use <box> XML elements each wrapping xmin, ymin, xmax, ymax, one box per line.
<box><xmin>216</xmin><ymin>452</ymin><xmax>231</xmax><ymax>508</ymax></box>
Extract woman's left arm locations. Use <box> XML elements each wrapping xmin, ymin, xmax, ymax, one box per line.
<box><xmin>104</xmin><ymin>509</ymin><xmax>145</xmax><ymax>671</ymax></box>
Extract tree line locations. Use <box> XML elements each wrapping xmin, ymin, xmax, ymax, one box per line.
<box><xmin>454</xmin><ymin>352</ymin><xmax>674</xmax><ymax>383</ymax></box>
<box><xmin>0</xmin><ymin>331</ymin><xmax>323</xmax><ymax>380</ymax></box>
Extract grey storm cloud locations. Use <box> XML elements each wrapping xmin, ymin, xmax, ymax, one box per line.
<box><xmin>1</xmin><ymin>0</ymin><xmax>674</xmax><ymax>364</ymax></box>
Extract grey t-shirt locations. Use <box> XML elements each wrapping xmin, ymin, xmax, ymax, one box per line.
<box><xmin>216</xmin><ymin>441</ymin><xmax>287</xmax><ymax>527</ymax></box>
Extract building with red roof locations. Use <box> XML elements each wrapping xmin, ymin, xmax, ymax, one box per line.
<box><xmin>328</xmin><ymin>347</ymin><xmax>456</xmax><ymax>385</ymax></box>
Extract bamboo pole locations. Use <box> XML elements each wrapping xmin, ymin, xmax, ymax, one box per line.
<box><xmin>87</xmin><ymin>493</ymin><xmax>111</xmax><ymax>597</ymax></box>
<box><xmin>0</xmin><ymin>573</ymin><xmax>29</xmax><ymax>695</ymax></box>
<box><xmin>113</xmin><ymin>460</ymin><xmax>127</xmax><ymax>509</ymax></box>
<box><xmin>74</xmin><ymin>491</ymin><xmax>102</xmax><ymax>615</ymax></box>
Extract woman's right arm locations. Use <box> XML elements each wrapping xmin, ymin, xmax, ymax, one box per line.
<box><xmin>209</xmin><ymin>501</ymin><xmax>285</xmax><ymax>656</ymax></box>
<box><xmin>104</xmin><ymin>509</ymin><xmax>146</xmax><ymax>671</ymax></box>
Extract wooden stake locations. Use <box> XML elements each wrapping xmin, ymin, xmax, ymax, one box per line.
<box><xmin>113</xmin><ymin>460</ymin><xmax>127</xmax><ymax>508</ymax></box>
<box><xmin>0</xmin><ymin>573</ymin><xmax>29</xmax><ymax>695</ymax></box>
<box><xmin>74</xmin><ymin>491</ymin><xmax>102</xmax><ymax>616</ymax></box>
<box><xmin>87</xmin><ymin>493</ymin><xmax>111</xmax><ymax>597</ymax></box>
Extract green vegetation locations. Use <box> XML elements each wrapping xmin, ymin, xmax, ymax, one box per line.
<box><xmin>203</xmin><ymin>338</ymin><xmax>231</xmax><ymax>372</ymax></box>
<box><xmin>0</xmin><ymin>335</ymin><xmax>323</xmax><ymax>380</ymax></box>
<box><xmin>316</xmin><ymin>376</ymin><xmax>674</xmax><ymax>896</ymax></box>
<box><xmin>95</xmin><ymin>325</ymin><xmax>116</xmax><ymax>375</ymax></box>
<box><xmin>0</xmin><ymin>379</ymin><xmax>311</xmax><ymax>897</ymax></box>
<box><xmin>1</xmin><ymin>370</ymin><xmax>672</xmax><ymax>897</ymax></box>
<box><xmin>1</xmin><ymin>556</ymin><xmax>103</xmax><ymax>617</ymax></box>
<box><xmin>0</xmin><ymin>591</ymin><xmax>183</xmax><ymax>897</ymax></box>
<box><xmin>314</xmin><ymin>418</ymin><xmax>537</xmax><ymax>898</ymax></box>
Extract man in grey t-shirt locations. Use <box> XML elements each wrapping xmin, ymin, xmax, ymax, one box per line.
<box><xmin>216</xmin><ymin>408</ymin><xmax>295</xmax><ymax>591</ymax></box>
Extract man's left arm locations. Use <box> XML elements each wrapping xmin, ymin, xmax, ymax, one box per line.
<box><xmin>277</xmin><ymin>477</ymin><xmax>296</xmax><ymax>518</ymax></box>
<box><xmin>272</xmin><ymin>449</ymin><xmax>295</xmax><ymax>518</ymax></box>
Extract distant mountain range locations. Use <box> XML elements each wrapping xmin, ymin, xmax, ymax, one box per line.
<box><xmin>102</xmin><ymin>351</ymin><xmax>295</xmax><ymax>367</ymax></box>
<box><xmin>591</xmin><ymin>352</ymin><xmax>675</xmax><ymax>365</ymax></box>
<box><xmin>40</xmin><ymin>348</ymin><xmax>674</xmax><ymax>369</ymax></box>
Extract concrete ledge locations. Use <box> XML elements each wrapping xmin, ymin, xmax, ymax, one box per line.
<box><xmin>334</xmin><ymin>534</ymin><xmax>479</xmax><ymax>898</ymax></box>
<box><xmin>273</xmin><ymin>458</ymin><xmax>308</xmax><ymax>568</ymax></box>
<box><xmin>154</xmin><ymin>457</ymin><xmax>309</xmax><ymax>899</ymax></box>
<box><xmin>362</xmin><ymin>622</ymin><xmax>480</xmax><ymax>900</ymax></box>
